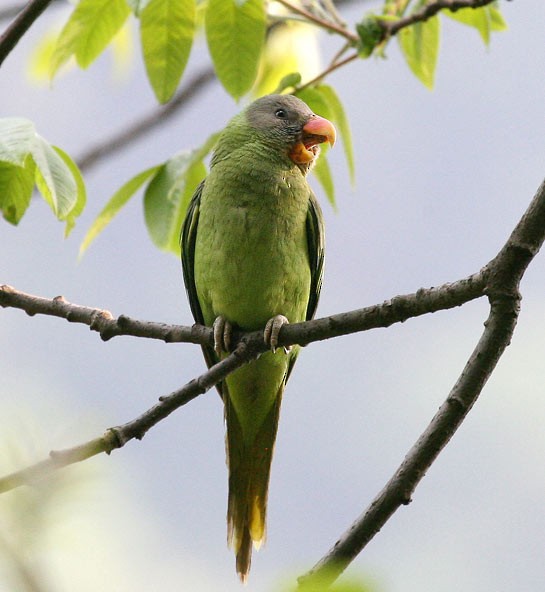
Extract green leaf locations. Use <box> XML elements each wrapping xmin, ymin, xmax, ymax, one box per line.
<box><xmin>445</xmin><ymin>5</ymin><xmax>506</xmax><ymax>45</ymax></box>
<box><xmin>312</xmin><ymin>149</ymin><xmax>335</xmax><ymax>209</ymax></box>
<box><xmin>295</xmin><ymin>87</ymin><xmax>337</xmax><ymax>205</ymax></box>
<box><xmin>295</xmin><ymin>87</ymin><xmax>332</xmax><ymax>121</ymax></box>
<box><xmin>144</xmin><ymin>151</ymin><xmax>206</xmax><ymax>254</ymax></box>
<box><xmin>205</xmin><ymin>0</ymin><xmax>266</xmax><ymax>99</ymax></box>
<box><xmin>316</xmin><ymin>84</ymin><xmax>355</xmax><ymax>184</ymax></box>
<box><xmin>0</xmin><ymin>118</ymin><xmax>36</xmax><ymax>166</ymax></box>
<box><xmin>79</xmin><ymin>165</ymin><xmax>161</xmax><ymax>256</ymax></box>
<box><xmin>398</xmin><ymin>15</ymin><xmax>440</xmax><ymax>89</ymax></box>
<box><xmin>0</xmin><ymin>158</ymin><xmax>35</xmax><ymax>225</ymax></box>
<box><xmin>140</xmin><ymin>0</ymin><xmax>196</xmax><ymax>103</ymax></box>
<box><xmin>489</xmin><ymin>5</ymin><xmax>508</xmax><ymax>32</ymax></box>
<box><xmin>53</xmin><ymin>146</ymin><xmax>87</xmax><ymax>236</ymax></box>
<box><xmin>356</xmin><ymin>15</ymin><xmax>383</xmax><ymax>57</ymax></box>
<box><xmin>273</xmin><ymin>72</ymin><xmax>302</xmax><ymax>95</ymax></box>
<box><xmin>50</xmin><ymin>0</ymin><xmax>130</xmax><ymax>76</ymax></box>
<box><xmin>32</xmin><ymin>135</ymin><xmax>78</xmax><ymax>220</ymax></box>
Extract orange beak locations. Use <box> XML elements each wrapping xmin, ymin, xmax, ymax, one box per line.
<box><xmin>289</xmin><ymin>115</ymin><xmax>337</xmax><ymax>165</ymax></box>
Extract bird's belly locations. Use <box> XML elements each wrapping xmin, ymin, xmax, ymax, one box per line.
<box><xmin>195</xmin><ymin>202</ymin><xmax>311</xmax><ymax>330</ymax></box>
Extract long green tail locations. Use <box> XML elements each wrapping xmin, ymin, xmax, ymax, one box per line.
<box><xmin>225</xmin><ymin>386</ymin><xmax>284</xmax><ymax>582</ymax></box>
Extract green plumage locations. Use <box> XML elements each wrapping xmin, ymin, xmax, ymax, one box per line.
<box><xmin>181</xmin><ymin>94</ymin><xmax>331</xmax><ymax>581</ymax></box>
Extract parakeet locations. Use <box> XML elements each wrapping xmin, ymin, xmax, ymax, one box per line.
<box><xmin>181</xmin><ymin>94</ymin><xmax>335</xmax><ymax>582</ymax></box>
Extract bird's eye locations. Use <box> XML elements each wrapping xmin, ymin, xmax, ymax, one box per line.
<box><xmin>275</xmin><ymin>109</ymin><xmax>287</xmax><ymax>119</ymax></box>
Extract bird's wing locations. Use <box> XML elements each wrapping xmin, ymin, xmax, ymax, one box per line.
<box><xmin>180</xmin><ymin>180</ymin><xmax>222</xmax><ymax>384</ymax></box>
<box><xmin>285</xmin><ymin>189</ymin><xmax>325</xmax><ymax>384</ymax></box>
<box><xmin>305</xmin><ymin>189</ymin><xmax>325</xmax><ymax>322</ymax></box>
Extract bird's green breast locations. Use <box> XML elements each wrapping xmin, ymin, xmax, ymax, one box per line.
<box><xmin>194</xmin><ymin>148</ymin><xmax>312</xmax><ymax>331</ymax></box>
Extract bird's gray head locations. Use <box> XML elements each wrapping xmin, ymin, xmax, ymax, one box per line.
<box><xmin>244</xmin><ymin>94</ymin><xmax>336</xmax><ymax>171</ymax></box>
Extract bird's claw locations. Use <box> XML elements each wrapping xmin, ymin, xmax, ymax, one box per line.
<box><xmin>213</xmin><ymin>316</ymin><xmax>233</xmax><ymax>356</ymax></box>
<box><xmin>264</xmin><ymin>315</ymin><xmax>291</xmax><ymax>354</ymax></box>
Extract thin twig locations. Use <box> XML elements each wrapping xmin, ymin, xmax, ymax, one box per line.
<box><xmin>275</xmin><ymin>0</ymin><xmax>359</xmax><ymax>42</ymax></box>
<box><xmin>0</xmin><ymin>0</ymin><xmax>54</xmax><ymax>67</ymax></box>
<box><xmin>296</xmin><ymin>51</ymin><xmax>359</xmax><ymax>92</ymax></box>
<box><xmin>298</xmin><ymin>177</ymin><xmax>545</xmax><ymax>588</ymax></box>
<box><xmin>0</xmin><ymin>284</ymin><xmax>209</xmax><ymax>344</ymax></box>
<box><xmin>0</xmin><ymin>343</ymin><xmax>254</xmax><ymax>494</ymax></box>
<box><xmin>77</xmin><ymin>68</ymin><xmax>216</xmax><ymax>172</ymax></box>
<box><xmin>381</xmin><ymin>0</ymin><xmax>499</xmax><ymax>37</ymax></box>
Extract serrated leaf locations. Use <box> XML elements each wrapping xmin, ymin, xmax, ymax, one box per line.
<box><xmin>79</xmin><ymin>165</ymin><xmax>161</xmax><ymax>257</ymax></box>
<box><xmin>0</xmin><ymin>118</ymin><xmax>36</xmax><ymax>167</ymax></box>
<box><xmin>206</xmin><ymin>0</ymin><xmax>266</xmax><ymax>99</ymax></box>
<box><xmin>316</xmin><ymin>84</ymin><xmax>355</xmax><ymax>184</ymax></box>
<box><xmin>144</xmin><ymin>152</ymin><xmax>206</xmax><ymax>253</ymax></box>
<box><xmin>32</xmin><ymin>135</ymin><xmax>78</xmax><ymax>220</ymax></box>
<box><xmin>0</xmin><ymin>158</ymin><xmax>35</xmax><ymax>225</ymax></box>
<box><xmin>398</xmin><ymin>15</ymin><xmax>440</xmax><ymax>89</ymax></box>
<box><xmin>53</xmin><ymin>146</ymin><xmax>87</xmax><ymax>236</ymax></box>
<box><xmin>50</xmin><ymin>0</ymin><xmax>130</xmax><ymax>76</ymax></box>
<box><xmin>140</xmin><ymin>0</ymin><xmax>196</xmax><ymax>103</ymax></box>
<box><xmin>445</xmin><ymin>5</ymin><xmax>506</xmax><ymax>45</ymax></box>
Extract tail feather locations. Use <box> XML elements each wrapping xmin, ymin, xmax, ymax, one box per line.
<box><xmin>225</xmin><ymin>385</ymin><xmax>284</xmax><ymax>582</ymax></box>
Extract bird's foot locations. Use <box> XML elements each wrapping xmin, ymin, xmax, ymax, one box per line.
<box><xmin>213</xmin><ymin>315</ymin><xmax>233</xmax><ymax>356</ymax></box>
<box><xmin>264</xmin><ymin>315</ymin><xmax>291</xmax><ymax>354</ymax></box>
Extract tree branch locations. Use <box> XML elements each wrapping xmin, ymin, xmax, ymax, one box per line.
<box><xmin>0</xmin><ymin>269</ymin><xmax>486</xmax><ymax>350</ymax></box>
<box><xmin>381</xmin><ymin>0</ymin><xmax>500</xmax><ymax>37</ymax></box>
<box><xmin>274</xmin><ymin>0</ymin><xmax>359</xmax><ymax>43</ymax></box>
<box><xmin>297</xmin><ymin>177</ymin><xmax>545</xmax><ymax>588</ymax></box>
<box><xmin>0</xmin><ymin>0</ymin><xmax>54</xmax><ymax>68</ymax></box>
<box><xmin>76</xmin><ymin>67</ymin><xmax>216</xmax><ymax>172</ymax></box>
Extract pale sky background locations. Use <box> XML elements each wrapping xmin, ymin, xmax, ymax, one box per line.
<box><xmin>2</xmin><ymin>1</ymin><xmax>545</xmax><ymax>591</ymax></box>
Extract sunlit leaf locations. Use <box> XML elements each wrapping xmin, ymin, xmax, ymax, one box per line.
<box><xmin>312</xmin><ymin>148</ymin><xmax>335</xmax><ymax>208</ymax></box>
<box><xmin>205</xmin><ymin>0</ymin><xmax>266</xmax><ymax>99</ymax></box>
<box><xmin>252</xmin><ymin>22</ymin><xmax>319</xmax><ymax>97</ymax></box>
<box><xmin>398</xmin><ymin>15</ymin><xmax>440</xmax><ymax>89</ymax></box>
<box><xmin>140</xmin><ymin>0</ymin><xmax>196</xmax><ymax>103</ymax></box>
<box><xmin>27</xmin><ymin>30</ymin><xmax>60</xmax><ymax>82</ymax></box>
<box><xmin>53</xmin><ymin>146</ymin><xmax>87</xmax><ymax>236</ymax></box>
<box><xmin>445</xmin><ymin>4</ymin><xmax>507</xmax><ymax>45</ymax></box>
<box><xmin>50</xmin><ymin>0</ymin><xmax>130</xmax><ymax>76</ymax></box>
<box><xmin>79</xmin><ymin>165</ymin><xmax>161</xmax><ymax>256</ymax></box>
<box><xmin>0</xmin><ymin>118</ymin><xmax>36</xmax><ymax>167</ymax></box>
<box><xmin>32</xmin><ymin>135</ymin><xmax>78</xmax><ymax>220</ymax></box>
<box><xmin>316</xmin><ymin>84</ymin><xmax>355</xmax><ymax>184</ymax></box>
<box><xmin>144</xmin><ymin>151</ymin><xmax>206</xmax><ymax>253</ymax></box>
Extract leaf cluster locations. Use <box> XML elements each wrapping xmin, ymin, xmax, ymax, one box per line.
<box><xmin>0</xmin><ymin>0</ymin><xmax>507</xmax><ymax>252</ymax></box>
<box><xmin>0</xmin><ymin>118</ymin><xmax>85</xmax><ymax>234</ymax></box>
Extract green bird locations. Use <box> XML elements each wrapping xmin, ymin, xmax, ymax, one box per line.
<box><xmin>181</xmin><ymin>94</ymin><xmax>335</xmax><ymax>582</ymax></box>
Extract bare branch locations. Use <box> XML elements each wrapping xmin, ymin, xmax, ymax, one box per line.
<box><xmin>0</xmin><ymin>284</ymin><xmax>210</xmax><ymax>344</ymax></box>
<box><xmin>0</xmin><ymin>342</ymin><xmax>255</xmax><ymax>494</ymax></box>
<box><xmin>298</xmin><ymin>177</ymin><xmax>545</xmax><ymax>588</ymax></box>
<box><xmin>1</xmin><ymin>269</ymin><xmax>486</xmax><ymax>350</ymax></box>
<box><xmin>275</xmin><ymin>0</ymin><xmax>359</xmax><ymax>42</ymax></box>
<box><xmin>76</xmin><ymin>68</ymin><xmax>217</xmax><ymax>172</ymax></box>
<box><xmin>381</xmin><ymin>0</ymin><xmax>500</xmax><ymax>37</ymax></box>
<box><xmin>0</xmin><ymin>0</ymin><xmax>54</xmax><ymax>68</ymax></box>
